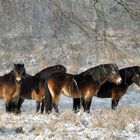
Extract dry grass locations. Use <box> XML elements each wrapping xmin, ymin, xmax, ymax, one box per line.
<box><xmin>90</xmin><ymin>106</ymin><xmax>140</xmax><ymax>130</ymax></box>
<box><xmin>0</xmin><ymin>100</ymin><xmax>140</xmax><ymax>139</ymax></box>
<box><xmin>42</xmin><ymin>106</ymin><xmax>140</xmax><ymax>139</ymax></box>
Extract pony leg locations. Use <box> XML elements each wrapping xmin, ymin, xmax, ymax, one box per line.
<box><xmin>85</xmin><ymin>98</ymin><xmax>92</xmax><ymax>112</ymax></box>
<box><xmin>112</xmin><ymin>100</ymin><xmax>116</xmax><ymax>110</ymax></box>
<box><xmin>45</xmin><ymin>79</ymin><xmax>61</xmax><ymax>114</ymax></box>
<box><xmin>9</xmin><ymin>96</ymin><xmax>24</xmax><ymax>114</ymax></box>
<box><xmin>35</xmin><ymin>92</ymin><xmax>43</xmax><ymax>113</ymax></box>
<box><xmin>73</xmin><ymin>98</ymin><xmax>84</xmax><ymax>113</ymax></box>
<box><xmin>52</xmin><ymin>95</ymin><xmax>61</xmax><ymax>113</ymax></box>
<box><xmin>45</xmin><ymin>84</ymin><xmax>53</xmax><ymax>114</ymax></box>
<box><xmin>4</xmin><ymin>96</ymin><xmax>12</xmax><ymax>112</ymax></box>
<box><xmin>41</xmin><ymin>99</ymin><xmax>44</xmax><ymax>113</ymax></box>
<box><xmin>53</xmin><ymin>104</ymin><xmax>59</xmax><ymax>113</ymax></box>
<box><xmin>10</xmin><ymin>101</ymin><xmax>16</xmax><ymax>113</ymax></box>
<box><xmin>83</xmin><ymin>99</ymin><xmax>92</xmax><ymax>113</ymax></box>
<box><xmin>112</xmin><ymin>90</ymin><xmax>121</xmax><ymax>110</ymax></box>
<box><xmin>10</xmin><ymin>97</ymin><xmax>20</xmax><ymax>113</ymax></box>
<box><xmin>17</xmin><ymin>97</ymin><xmax>24</xmax><ymax>113</ymax></box>
<box><xmin>83</xmin><ymin>95</ymin><xmax>92</xmax><ymax>113</ymax></box>
<box><xmin>111</xmin><ymin>99</ymin><xmax>119</xmax><ymax>110</ymax></box>
<box><xmin>73</xmin><ymin>98</ymin><xmax>81</xmax><ymax>113</ymax></box>
<box><xmin>36</xmin><ymin>101</ymin><xmax>41</xmax><ymax>113</ymax></box>
<box><xmin>5</xmin><ymin>101</ymin><xmax>12</xmax><ymax>112</ymax></box>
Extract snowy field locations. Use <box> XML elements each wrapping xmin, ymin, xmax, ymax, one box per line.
<box><xmin>0</xmin><ymin>86</ymin><xmax>140</xmax><ymax>140</ymax></box>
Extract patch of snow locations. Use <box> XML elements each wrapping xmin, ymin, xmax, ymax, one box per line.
<box><xmin>0</xmin><ymin>88</ymin><xmax>139</xmax><ymax>139</ymax></box>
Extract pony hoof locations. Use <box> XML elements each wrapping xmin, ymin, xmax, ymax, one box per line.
<box><xmin>46</xmin><ymin>111</ymin><xmax>52</xmax><ymax>114</ymax></box>
<box><xmin>73</xmin><ymin>108</ymin><xmax>80</xmax><ymax>113</ymax></box>
<box><xmin>111</xmin><ymin>107</ymin><xmax>116</xmax><ymax>110</ymax></box>
<box><xmin>6</xmin><ymin>110</ymin><xmax>11</xmax><ymax>114</ymax></box>
<box><xmin>54</xmin><ymin>112</ymin><xmax>60</xmax><ymax>117</ymax></box>
<box><xmin>84</xmin><ymin>110</ymin><xmax>90</xmax><ymax>113</ymax></box>
<box><xmin>15</xmin><ymin>110</ymin><xmax>21</xmax><ymax>115</ymax></box>
<box><xmin>41</xmin><ymin>111</ymin><xmax>44</xmax><ymax>114</ymax></box>
<box><xmin>35</xmin><ymin>111</ymin><xmax>39</xmax><ymax>114</ymax></box>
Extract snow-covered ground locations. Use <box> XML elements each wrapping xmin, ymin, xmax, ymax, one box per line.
<box><xmin>0</xmin><ymin>86</ymin><xmax>140</xmax><ymax>140</ymax></box>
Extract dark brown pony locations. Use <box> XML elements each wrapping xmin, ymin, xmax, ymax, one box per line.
<box><xmin>45</xmin><ymin>63</ymin><xmax>122</xmax><ymax>113</ymax></box>
<box><xmin>0</xmin><ymin>63</ymin><xmax>26</xmax><ymax>112</ymax></box>
<box><xmin>15</xmin><ymin>65</ymin><xmax>67</xmax><ymax>113</ymax></box>
<box><xmin>73</xmin><ymin>66</ymin><xmax>140</xmax><ymax>111</ymax></box>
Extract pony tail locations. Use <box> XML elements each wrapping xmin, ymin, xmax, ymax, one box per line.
<box><xmin>44</xmin><ymin>80</ymin><xmax>52</xmax><ymax>113</ymax></box>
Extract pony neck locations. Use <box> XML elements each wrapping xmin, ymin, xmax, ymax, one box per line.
<box><xmin>123</xmin><ymin>69</ymin><xmax>133</xmax><ymax>86</ymax></box>
<box><xmin>97</xmin><ymin>67</ymin><xmax>110</xmax><ymax>84</ymax></box>
<box><xmin>91</xmin><ymin>66</ymin><xmax>110</xmax><ymax>84</ymax></box>
<box><xmin>79</xmin><ymin>65</ymin><xmax>111</xmax><ymax>84</ymax></box>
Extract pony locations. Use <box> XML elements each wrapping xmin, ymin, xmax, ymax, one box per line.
<box><xmin>73</xmin><ymin>66</ymin><xmax>140</xmax><ymax>111</ymax></box>
<box><xmin>44</xmin><ymin>63</ymin><xmax>122</xmax><ymax>113</ymax></box>
<box><xmin>15</xmin><ymin>65</ymin><xmax>67</xmax><ymax>113</ymax></box>
<box><xmin>0</xmin><ymin>63</ymin><xmax>26</xmax><ymax>112</ymax></box>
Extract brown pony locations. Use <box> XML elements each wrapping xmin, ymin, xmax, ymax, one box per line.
<box><xmin>0</xmin><ymin>63</ymin><xmax>26</xmax><ymax>112</ymax></box>
<box><xmin>14</xmin><ymin>65</ymin><xmax>67</xmax><ymax>113</ymax></box>
<box><xmin>73</xmin><ymin>66</ymin><xmax>140</xmax><ymax>111</ymax></box>
<box><xmin>45</xmin><ymin>63</ymin><xmax>122</xmax><ymax>113</ymax></box>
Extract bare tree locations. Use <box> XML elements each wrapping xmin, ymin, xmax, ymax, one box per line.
<box><xmin>0</xmin><ymin>0</ymin><xmax>139</xmax><ymax>73</ymax></box>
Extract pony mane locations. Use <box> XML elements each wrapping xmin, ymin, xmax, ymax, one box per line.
<box><xmin>80</xmin><ymin>64</ymin><xmax>113</xmax><ymax>82</ymax></box>
<box><xmin>118</xmin><ymin>66</ymin><xmax>140</xmax><ymax>82</ymax></box>
<box><xmin>120</xmin><ymin>66</ymin><xmax>140</xmax><ymax>75</ymax></box>
<box><xmin>120</xmin><ymin>66</ymin><xmax>140</xmax><ymax>71</ymax></box>
<box><xmin>34</xmin><ymin>65</ymin><xmax>66</xmax><ymax>80</ymax></box>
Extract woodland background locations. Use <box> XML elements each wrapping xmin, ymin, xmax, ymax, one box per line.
<box><xmin>0</xmin><ymin>0</ymin><xmax>140</xmax><ymax>74</ymax></box>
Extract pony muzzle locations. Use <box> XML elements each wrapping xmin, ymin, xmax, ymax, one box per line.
<box><xmin>116</xmin><ymin>77</ymin><xmax>122</xmax><ymax>85</ymax></box>
<box><xmin>16</xmin><ymin>77</ymin><xmax>21</xmax><ymax>82</ymax></box>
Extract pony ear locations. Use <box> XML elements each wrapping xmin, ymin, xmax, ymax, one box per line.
<box><xmin>14</xmin><ymin>63</ymin><xmax>16</xmax><ymax>67</ymax></box>
<box><xmin>22</xmin><ymin>64</ymin><xmax>24</xmax><ymax>67</ymax></box>
<box><xmin>114</xmin><ymin>63</ymin><xmax>118</xmax><ymax>67</ymax></box>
